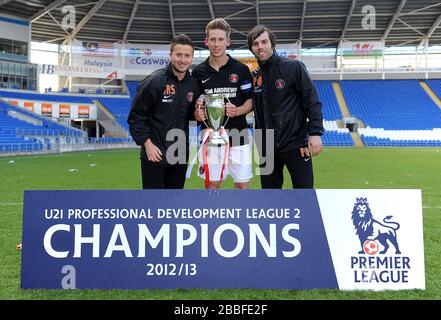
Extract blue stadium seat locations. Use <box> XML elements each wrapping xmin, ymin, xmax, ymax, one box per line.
<box><xmin>313</xmin><ymin>81</ymin><xmax>353</xmax><ymax>146</ymax></box>
<box><xmin>125</xmin><ymin>81</ymin><xmax>140</xmax><ymax>98</ymax></box>
<box><xmin>97</xmin><ymin>97</ymin><xmax>132</xmax><ymax>133</ymax></box>
<box><xmin>340</xmin><ymin>80</ymin><xmax>441</xmax><ymax>147</ymax></box>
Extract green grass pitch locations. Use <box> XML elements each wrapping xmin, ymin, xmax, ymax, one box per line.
<box><xmin>0</xmin><ymin>147</ymin><xmax>440</xmax><ymax>299</ymax></box>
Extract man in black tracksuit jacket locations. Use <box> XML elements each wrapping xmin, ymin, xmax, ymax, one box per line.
<box><xmin>247</xmin><ymin>25</ymin><xmax>324</xmax><ymax>189</ymax></box>
<box><xmin>128</xmin><ymin>34</ymin><xmax>201</xmax><ymax>189</ymax></box>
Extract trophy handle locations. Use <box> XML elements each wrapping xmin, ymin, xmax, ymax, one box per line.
<box><xmin>223</xmin><ymin>96</ymin><xmax>231</xmax><ymax>128</ymax></box>
<box><xmin>202</xmin><ymin>112</ymin><xmax>211</xmax><ymax>130</ymax></box>
<box><xmin>198</xmin><ymin>94</ymin><xmax>212</xmax><ymax>129</ymax></box>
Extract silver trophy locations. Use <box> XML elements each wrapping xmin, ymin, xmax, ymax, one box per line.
<box><xmin>200</xmin><ymin>93</ymin><xmax>230</xmax><ymax>146</ymax></box>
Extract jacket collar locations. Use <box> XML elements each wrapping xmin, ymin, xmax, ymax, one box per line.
<box><xmin>166</xmin><ymin>63</ymin><xmax>191</xmax><ymax>81</ymax></box>
<box><xmin>259</xmin><ymin>51</ymin><xmax>279</xmax><ymax>70</ymax></box>
<box><xmin>204</xmin><ymin>54</ymin><xmax>233</xmax><ymax>72</ymax></box>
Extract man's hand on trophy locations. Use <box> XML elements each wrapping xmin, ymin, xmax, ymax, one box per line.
<box><xmin>225</xmin><ymin>102</ymin><xmax>237</xmax><ymax>118</ymax></box>
<box><xmin>196</xmin><ymin>97</ymin><xmax>205</xmax><ymax>109</ymax></box>
<box><xmin>194</xmin><ymin>97</ymin><xmax>206</xmax><ymax>122</ymax></box>
<box><xmin>144</xmin><ymin>138</ymin><xmax>163</xmax><ymax>162</ymax></box>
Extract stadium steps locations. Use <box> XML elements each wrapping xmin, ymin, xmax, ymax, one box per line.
<box><xmin>350</xmin><ymin>132</ymin><xmax>364</xmax><ymax>148</ymax></box>
<box><xmin>335</xmin><ymin>120</ymin><xmax>345</xmax><ymax>128</ymax></box>
<box><xmin>121</xmin><ymin>80</ymin><xmax>130</xmax><ymax>96</ymax></box>
<box><xmin>94</xmin><ymin>100</ymin><xmax>128</xmax><ymax>137</ymax></box>
<box><xmin>332</xmin><ymin>82</ymin><xmax>351</xmax><ymax>118</ymax></box>
<box><xmin>420</xmin><ymin>81</ymin><xmax>441</xmax><ymax>110</ymax></box>
<box><xmin>5</xmin><ymin>109</ymin><xmax>43</xmax><ymax>127</ymax></box>
<box><xmin>0</xmin><ymin>99</ymin><xmax>86</xmax><ymax>138</ymax></box>
<box><xmin>0</xmin><ymin>99</ymin><xmax>42</xmax><ymax>126</ymax></box>
<box><xmin>332</xmin><ymin>82</ymin><xmax>364</xmax><ymax>147</ymax></box>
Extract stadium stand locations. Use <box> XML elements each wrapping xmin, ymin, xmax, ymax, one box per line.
<box><xmin>96</xmin><ymin>97</ymin><xmax>132</xmax><ymax>132</ymax></box>
<box><xmin>322</xmin><ymin>120</ymin><xmax>354</xmax><ymax>146</ymax></box>
<box><xmin>0</xmin><ymin>86</ymin><xmax>138</xmax><ymax>155</ymax></box>
<box><xmin>0</xmin><ymin>96</ymin><xmax>107</xmax><ymax>155</ymax></box>
<box><xmin>3</xmin><ymin>77</ymin><xmax>441</xmax><ymax>155</ymax></box>
<box><xmin>426</xmin><ymin>79</ymin><xmax>441</xmax><ymax>99</ymax></box>
<box><xmin>0</xmin><ymin>101</ymin><xmax>45</xmax><ymax>153</ymax></box>
<box><xmin>314</xmin><ymin>81</ymin><xmax>344</xmax><ymax>120</ymax></box>
<box><xmin>339</xmin><ymin>80</ymin><xmax>441</xmax><ymax>147</ymax></box>
<box><xmin>125</xmin><ymin>81</ymin><xmax>140</xmax><ymax>98</ymax></box>
<box><xmin>314</xmin><ymin>81</ymin><xmax>354</xmax><ymax>146</ymax></box>
<box><xmin>0</xmin><ymin>100</ymin><xmax>84</xmax><ymax>137</ymax></box>
<box><xmin>0</xmin><ymin>89</ymin><xmax>94</xmax><ymax>104</ymax></box>
<box><xmin>0</xmin><ymin>125</ymin><xmax>44</xmax><ymax>153</ymax></box>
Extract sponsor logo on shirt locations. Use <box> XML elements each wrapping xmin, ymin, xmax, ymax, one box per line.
<box><xmin>204</xmin><ymin>87</ymin><xmax>237</xmax><ymax>98</ymax></box>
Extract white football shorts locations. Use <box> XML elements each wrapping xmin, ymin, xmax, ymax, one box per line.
<box><xmin>197</xmin><ymin>143</ymin><xmax>253</xmax><ymax>183</ymax></box>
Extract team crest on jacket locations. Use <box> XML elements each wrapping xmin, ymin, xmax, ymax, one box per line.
<box><xmin>187</xmin><ymin>92</ymin><xmax>194</xmax><ymax>102</ymax></box>
<box><xmin>229</xmin><ymin>74</ymin><xmax>239</xmax><ymax>83</ymax></box>
<box><xmin>275</xmin><ymin>79</ymin><xmax>285</xmax><ymax>89</ymax></box>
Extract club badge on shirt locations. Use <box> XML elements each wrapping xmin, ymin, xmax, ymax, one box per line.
<box><xmin>275</xmin><ymin>79</ymin><xmax>285</xmax><ymax>89</ymax></box>
<box><xmin>229</xmin><ymin>74</ymin><xmax>239</xmax><ymax>83</ymax></box>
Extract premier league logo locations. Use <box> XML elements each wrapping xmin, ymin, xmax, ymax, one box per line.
<box><xmin>349</xmin><ymin>197</ymin><xmax>412</xmax><ymax>285</ymax></box>
<box><xmin>351</xmin><ymin>197</ymin><xmax>401</xmax><ymax>255</ymax></box>
<box><xmin>363</xmin><ymin>240</ymin><xmax>379</xmax><ymax>255</ymax></box>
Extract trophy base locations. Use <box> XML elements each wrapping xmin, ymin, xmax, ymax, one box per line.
<box><xmin>208</xmin><ymin>131</ymin><xmax>228</xmax><ymax>146</ymax></box>
<box><xmin>208</xmin><ymin>137</ymin><xmax>228</xmax><ymax>146</ymax></box>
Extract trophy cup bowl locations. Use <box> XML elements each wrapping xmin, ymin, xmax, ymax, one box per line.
<box><xmin>203</xmin><ymin>94</ymin><xmax>229</xmax><ymax>146</ymax></box>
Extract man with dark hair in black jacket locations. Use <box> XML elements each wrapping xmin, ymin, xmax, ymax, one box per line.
<box><xmin>247</xmin><ymin>25</ymin><xmax>324</xmax><ymax>189</ymax></box>
<box><xmin>128</xmin><ymin>34</ymin><xmax>201</xmax><ymax>189</ymax></box>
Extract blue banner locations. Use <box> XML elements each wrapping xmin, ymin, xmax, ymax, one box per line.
<box><xmin>21</xmin><ymin>190</ymin><xmax>337</xmax><ymax>289</ymax></box>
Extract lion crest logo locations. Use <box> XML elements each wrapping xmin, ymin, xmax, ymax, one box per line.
<box><xmin>351</xmin><ymin>197</ymin><xmax>401</xmax><ymax>255</ymax></box>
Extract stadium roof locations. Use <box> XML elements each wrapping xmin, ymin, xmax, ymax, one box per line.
<box><xmin>1</xmin><ymin>0</ymin><xmax>441</xmax><ymax>49</ymax></box>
